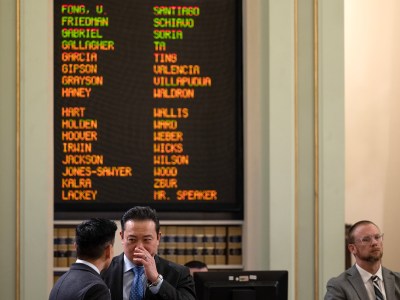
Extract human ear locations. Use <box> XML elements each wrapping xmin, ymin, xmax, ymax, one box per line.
<box><xmin>104</xmin><ymin>244</ymin><xmax>112</xmax><ymax>259</ymax></box>
<box><xmin>348</xmin><ymin>243</ymin><xmax>356</xmax><ymax>255</ymax></box>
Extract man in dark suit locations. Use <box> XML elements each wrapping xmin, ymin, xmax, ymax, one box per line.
<box><xmin>49</xmin><ymin>218</ymin><xmax>117</xmax><ymax>300</ymax></box>
<box><xmin>102</xmin><ymin>206</ymin><xmax>195</xmax><ymax>300</ymax></box>
<box><xmin>324</xmin><ymin>220</ymin><xmax>400</xmax><ymax>299</ymax></box>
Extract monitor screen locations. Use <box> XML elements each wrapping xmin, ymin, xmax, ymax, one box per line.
<box><xmin>194</xmin><ymin>270</ymin><xmax>288</xmax><ymax>300</ymax></box>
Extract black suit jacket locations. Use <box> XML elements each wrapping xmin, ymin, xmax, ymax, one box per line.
<box><xmin>49</xmin><ymin>263</ymin><xmax>111</xmax><ymax>300</ymax></box>
<box><xmin>325</xmin><ymin>265</ymin><xmax>400</xmax><ymax>299</ymax></box>
<box><xmin>102</xmin><ymin>253</ymin><xmax>195</xmax><ymax>300</ymax></box>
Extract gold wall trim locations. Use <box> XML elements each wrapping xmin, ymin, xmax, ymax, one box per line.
<box><xmin>313</xmin><ymin>0</ymin><xmax>320</xmax><ymax>299</ymax></box>
<box><xmin>294</xmin><ymin>0</ymin><xmax>299</xmax><ymax>299</ymax></box>
<box><xmin>16</xmin><ymin>0</ymin><xmax>21</xmax><ymax>297</ymax></box>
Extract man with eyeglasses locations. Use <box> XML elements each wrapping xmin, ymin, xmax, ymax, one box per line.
<box><xmin>324</xmin><ymin>220</ymin><xmax>400</xmax><ymax>300</ymax></box>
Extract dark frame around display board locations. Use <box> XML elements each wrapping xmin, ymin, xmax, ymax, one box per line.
<box><xmin>54</xmin><ymin>0</ymin><xmax>243</xmax><ymax>220</ymax></box>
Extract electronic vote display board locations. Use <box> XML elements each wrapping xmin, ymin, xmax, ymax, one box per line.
<box><xmin>54</xmin><ymin>0</ymin><xmax>243</xmax><ymax>219</ymax></box>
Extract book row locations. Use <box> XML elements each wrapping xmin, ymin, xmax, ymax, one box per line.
<box><xmin>158</xmin><ymin>225</ymin><xmax>242</xmax><ymax>266</ymax></box>
<box><xmin>53</xmin><ymin>224</ymin><xmax>242</xmax><ymax>268</ymax></box>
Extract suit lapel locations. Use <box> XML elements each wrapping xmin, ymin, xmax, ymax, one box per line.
<box><xmin>117</xmin><ymin>253</ymin><xmax>125</xmax><ymax>300</ymax></box>
<box><xmin>383</xmin><ymin>267</ymin><xmax>395</xmax><ymax>300</ymax></box>
<box><xmin>347</xmin><ymin>265</ymin><xmax>370</xmax><ymax>300</ymax></box>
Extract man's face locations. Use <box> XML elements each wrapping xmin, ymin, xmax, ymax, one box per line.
<box><xmin>349</xmin><ymin>223</ymin><xmax>383</xmax><ymax>264</ymax></box>
<box><xmin>120</xmin><ymin>219</ymin><xmax>160</xmax><ymax>262</ymax></box>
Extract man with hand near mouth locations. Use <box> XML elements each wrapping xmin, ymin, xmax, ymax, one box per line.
<box><xmin>324</xmin><ymin>220</ymin><xmax>400</xmax><ymax>299</ymax></box>
<box><xmin>102</xmin><ymin>206</ymin><xmax>195</xmax><ymax>300</ymax></box>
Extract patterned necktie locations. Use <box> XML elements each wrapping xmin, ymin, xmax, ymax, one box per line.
<box><xmin>129</xmin><ymin>266</ymin><xmax>144</xmax><ymax>300</ymax></box>
<box><xmin>371</xmin><ymin>275</ymin><xmax>384</xmax><ymax>300</ymax></box>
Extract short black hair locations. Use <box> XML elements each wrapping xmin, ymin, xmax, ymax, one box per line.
<box><xmin>76</xmin><ymin>218</ymin><xmax>117</xmax><ymax>260</ymax></box>
<box><xmin>121</xmin><ymin>206</ymin><xmax>160</xmax><ymax>234</ymax></box>
<box><xmin>347</xmin><ymin>220</ymin><xmax>379</xmax><ymax>243</ymax></box>
<box><xmin>184</xmin><ymin>260</ymin><xmax>208</xmax><ymax>269</ymax></box>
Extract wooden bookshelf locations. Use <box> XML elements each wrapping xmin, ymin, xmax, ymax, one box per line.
<box><xmin>53</xmin><ymin>220</ymin><xmax>243</xmax><ymax>283</ymax></box>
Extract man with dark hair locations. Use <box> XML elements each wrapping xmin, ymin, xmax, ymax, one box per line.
<box><xmin>50</xmin><ymin>218</ymin><xmax>117</xmax><ymax>300</ymax></box>
<box><xmin>102</xmin><ymin>206</ymin><xmax>196</xmax><ymax>300</ymax></box>
<box><xmin>184</xmin><ymin>260</ymin><xmax>208</xmax><ymax>277</ymax></box>
<box><xmin>324</xmin><ymin>220</ymin><xmax>400</xmax><ymax>299</ymax></box>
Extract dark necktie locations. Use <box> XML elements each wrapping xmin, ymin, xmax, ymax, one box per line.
<box><xmin>129</xmin><ymin>266</ymin><xmax>144</xmax><ymax>300</ymax></box>
<box><xmin>371</xmin><ymin>275</ymin><xmax>384</xmax><ymax>300</ymax></box>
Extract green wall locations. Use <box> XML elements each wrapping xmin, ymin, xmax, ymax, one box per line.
<box><xmin>0</xmin><ymin>0</ymin><xmax>17</xmax><ymax>299</ymax></box>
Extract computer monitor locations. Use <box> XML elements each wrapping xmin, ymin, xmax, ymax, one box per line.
<box><xmin>194</xmin><ymin>270</ymin><xmax>288</xmax><ymax>300</ymax></box>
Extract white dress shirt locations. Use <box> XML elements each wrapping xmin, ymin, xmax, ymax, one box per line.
<box><xmin>355</xmin><ymin>264</ymin><xmax>386</xmax><ymax>300</ymax></box>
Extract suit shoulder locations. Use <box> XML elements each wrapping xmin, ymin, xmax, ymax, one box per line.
<box><xmin>101</xmin><ymin>253</ymin><xmax>123</xmax><ymax>281</ymax></box>
<box><xmin>326</xmin><ymin>268</ymin><xmax>354</xmax><ymax>286</ymax></box>
<box><xmin>159</xmin><ymin>256</ymin><xmax>186</xmax><ymax>270</ymax></box>
<box><xmin>111</xmin><ymin>253</ymin><xmax>123</xmax><ymax>264</ymax></box>
<box><xmin>157</xmin><ymin>256</ymin><xmax>190</xmax><ymax>278</ymax></box>
<box><xmin>382</xmin><ymin>267</ymin><xmax>400</xmax><ymax>277</ymax></box>
<box><xmin>84</xmin><ymin>282</ymin><xmax>111</xmax><ymax>300</ymax></box>
<box><xmin>104</xmin><ymin>253</ymin><xmax>123</xmax><ymax>270</ymax></box>
<box><xmin>327</xmin><ymin>273</ymin><xmax>344</xmax><ymax>285</ymax></box>
<box><xmin>387</xmin><ymin>269</ymin><xmax>400</xmax><ymax>279</ymax></box>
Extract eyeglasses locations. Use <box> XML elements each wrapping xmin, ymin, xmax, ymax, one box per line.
<box><xmin>353</xmin><ymin>233</ymin><xmax>384</xmax><ymax>245</ymax></box>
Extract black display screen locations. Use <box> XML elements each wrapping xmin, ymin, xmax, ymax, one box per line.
<box><xmin>194</xmin><ymin>271</ymin><xmax>289</xmax><ymax>300</ymax></box>
<box><xmin>54</xmin><ymin>0</ymin><xmax>243</xmax><ymax>219</ymax></box>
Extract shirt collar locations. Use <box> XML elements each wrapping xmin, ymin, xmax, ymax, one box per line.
<box><xmin>76</xmin><ymin>259</ymin><xmax>100</xmax><ymax>274</ymax></box>
<box><xmin>355</xmin><ymin>264</ymin><xmax>383</xmax><ymax>283</ymax></box>
<box><xmin>123</xmin><ymin>254</ymin><xmax>134</xmax><ymax>272</ymax></box>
